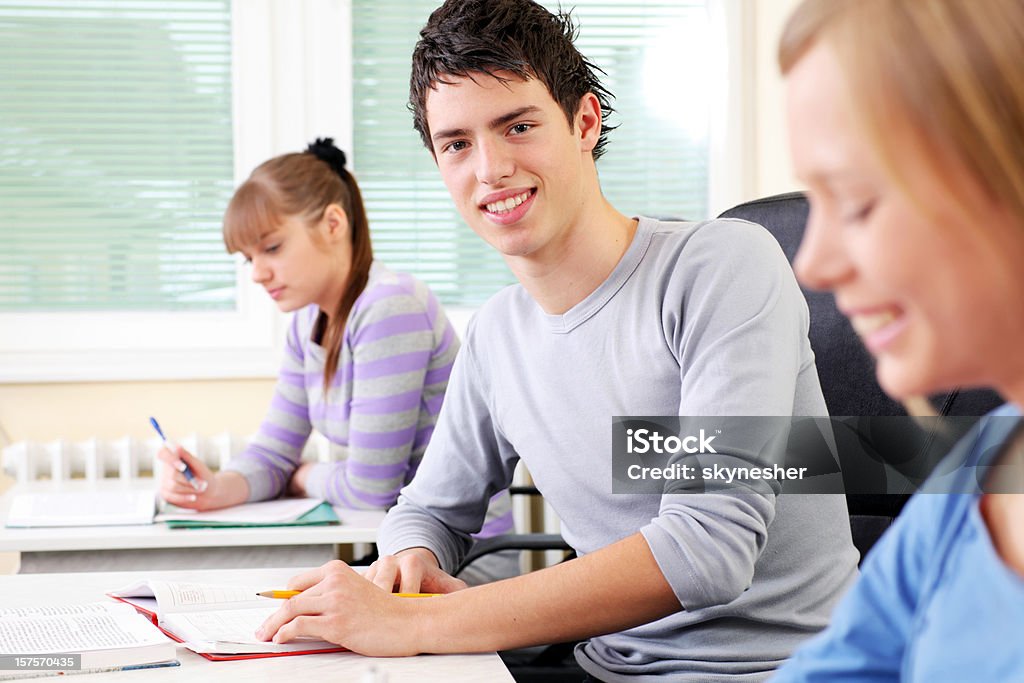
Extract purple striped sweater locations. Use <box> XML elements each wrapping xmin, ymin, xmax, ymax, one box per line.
<box><xmin>225</xmin><ymin>261</ymin><xmax>512</xmax><ymax>539</ymax></box>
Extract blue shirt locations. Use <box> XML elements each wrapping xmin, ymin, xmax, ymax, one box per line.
<box><xmin>773</xmin><ymin>405</ymin><xmax>1024</xmax><ymax>682</ymax></box>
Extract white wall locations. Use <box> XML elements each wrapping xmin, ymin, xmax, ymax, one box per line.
<box><xmin>752</xmin><ymin>0</ymin><xmax>803</xmax><ymax>199</ymax></box>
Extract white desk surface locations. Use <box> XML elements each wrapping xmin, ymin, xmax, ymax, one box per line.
<box><xmin>0</xmin><ymin>567</ymin><xmax>514</xmax><ymax>682</ymax></box>
<box><xmin>0</xmin><ymin>480</ymin><xmax>385</xmax><ymax>553</ymax></box>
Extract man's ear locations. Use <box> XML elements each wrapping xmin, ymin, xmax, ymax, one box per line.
<box><xmin>575</xmin><ymin>92</ymin><xmax>602</xmax><ymax>153</ymax></box>
<box><xmin>322</xmin><ymin>203</ymin><xmax>350</xmax><ymax>242</ymax></box>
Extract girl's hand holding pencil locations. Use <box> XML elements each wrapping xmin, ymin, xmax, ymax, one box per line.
<box><xmin>151</xmin><ymin>417</ymin><xmax>249</xmax><ymax>511</ymax></box>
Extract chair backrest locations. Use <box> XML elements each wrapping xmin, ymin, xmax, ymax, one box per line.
<box><xmin>719</xmin><ymin>193</ymin><xmax>1004</xmax><ymax>559</ymax></box>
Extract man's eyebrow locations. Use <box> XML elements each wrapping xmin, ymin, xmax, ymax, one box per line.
<box><xmin>431</xmin><ymin>106</ymin><xmax>543</xmax><ymax>143</ymax></box>
<box><xmin>489</xmin><ymin>105</ymin><xmax>542</xmax><ymax>130</ymax></box>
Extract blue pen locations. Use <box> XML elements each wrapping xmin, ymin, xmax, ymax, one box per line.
<box><xmin>149</xmin><ymin>417</ymin><xmax>205</xmax><ymax>492</ymax></box>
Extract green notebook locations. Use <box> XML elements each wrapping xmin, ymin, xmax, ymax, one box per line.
<box><xmin>164</xmin><ymin>502</ymin><xmax>339</xmax><ymax>529</ymax></box>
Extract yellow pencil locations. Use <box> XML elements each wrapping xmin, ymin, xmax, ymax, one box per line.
<box><xmin>257</xmin><ymin>590</ymin><xmax>302</xmax><ymax>599</ymax></box>
<box><xmin>256</xmin><ymin>590</ymin><xmax>441</xmax><ymax>599</ymax></box>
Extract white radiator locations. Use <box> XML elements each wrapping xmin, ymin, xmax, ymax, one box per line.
<box><xmin>0</xmin><ymin>433</ymin><xmax>333</xmax><ymax>484</ymax></box>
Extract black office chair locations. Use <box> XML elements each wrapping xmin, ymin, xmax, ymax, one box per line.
<box><xmin>457</xmin><ymin>487</ymin><xmax>573</xmax><ymax>571</ymax></box>
<box><xmin>719</xmin><ymin>192</ymin><xmax>1004</xmax><ymax>558</ymax></box>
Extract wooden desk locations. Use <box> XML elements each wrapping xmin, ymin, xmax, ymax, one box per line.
<box><xmin>0</xmin><ymin>481</ymin><xmax>385</xmax><ymax>573</ymax></box>
<box><xmin>0</xmin><ymin>567</ymin><xmax>514</xmax><ymax>682</ymax></box>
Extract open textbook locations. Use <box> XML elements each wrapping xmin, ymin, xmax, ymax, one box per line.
<box><xmin>0</xmin><ymin>602</ymin><xmax>177</xmax><ymax>678</ymax></box>
<box><xmin>107</xmin><ymin>579</ymin><xmax>343</xmax><ymax>660</ymax></box>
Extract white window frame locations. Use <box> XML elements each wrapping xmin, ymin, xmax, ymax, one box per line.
<box><xmin>0</xmin><ymin>0</ymin><xmax>751</xmax><ymax>381</ymax></box>
<box><xmin>0</xmin><ymin>0</ymin><xmax>352</xmax><ymax>383</ymax></box>
<box><xmin>709</xmin><ymin>0</ymin><xmax>756</xmax><ymax>218</ymax></box>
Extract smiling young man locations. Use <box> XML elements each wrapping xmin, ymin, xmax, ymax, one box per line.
<box><xmin>256</xmin><ymin>1</ymin><xmax>858</xmax><ymax>680</ymax></box>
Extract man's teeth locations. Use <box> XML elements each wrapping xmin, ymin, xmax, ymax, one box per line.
<box><xmin>850</xmin><ymin>310</ymin><xmax>898</xmax><ymax>337</ymax></box>
<box><xmin>485</xmin><ymin>191</ymin><xmax>531</xmax><ymax>214</ymax></box>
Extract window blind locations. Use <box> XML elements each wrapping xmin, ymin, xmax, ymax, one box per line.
<box><xmin>0</xmin><ymin>0</ymin><xmax>236</xmax><ymax>313</ymax></box>
<box><xmin>352</xmin><ymin>0</ymin><xmax>712</xmax><ymax>307</ymax></box>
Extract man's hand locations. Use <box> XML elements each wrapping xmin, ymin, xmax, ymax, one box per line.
<box><xmin>365</xmin><ymin>547</ymin><xmax>468</xmax><ymax>594</ymax></box>
<box><xmin>256</xmin><ymin>560</ymin><xmax>427</xmax><ymax>656</ymax></box>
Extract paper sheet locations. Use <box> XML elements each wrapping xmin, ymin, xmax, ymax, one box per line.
<box><xmin>111</xmin><ymin>579</ymin><xmax>265</xmax><ymax>616</ymax></box>
<box><xmin>162</xmin><ymin>608</ymin><xmax>337</xmax><ymax>653</ymax></box>
<box><xmin>163</xmin><ymin>607</ymin><xmax>273</xmax><ymax>644</ymax></box>
<box><xmin>6</xmin><ymin>491</ymin><xmax>156</xmax><ymax>528</ymax></box>
<box><xmin>155</xmin><ymin>497</ymin><xmax>323</xmax><ymax>524</ymax></box>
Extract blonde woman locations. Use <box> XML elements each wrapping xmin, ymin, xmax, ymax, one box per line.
<box><xmin>776</xmin><ymin>0</ymin><xmax>1024</xmax><ymax>679</ymax></box>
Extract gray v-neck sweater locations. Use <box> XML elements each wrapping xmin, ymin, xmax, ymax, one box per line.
<box><xmin>380</xmin><ymin>217</ymin><xmax>858</xmax><ymax>681</ymax></box>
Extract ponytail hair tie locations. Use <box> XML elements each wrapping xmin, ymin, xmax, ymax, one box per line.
<box><xmin>306</xmin><ymin>137</ymin><xmax>348</xmax><ymax>178</ymax></box>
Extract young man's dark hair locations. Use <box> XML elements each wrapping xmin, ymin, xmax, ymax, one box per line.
<box><xmin>409</xmin><ymin>0</ymin><xmax>616</xmax><ymax>160</ymax></box>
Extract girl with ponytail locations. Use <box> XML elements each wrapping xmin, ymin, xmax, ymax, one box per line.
<box><xmin>157</xmin><ymin>140</ymin><xmax>513</xmax><ymax>575</ymax></box>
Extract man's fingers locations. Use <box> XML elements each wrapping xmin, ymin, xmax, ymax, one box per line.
<box><xmin>285</xmin><ymin>566</ymin><xmax>328</xmax><ymax>592</ymax></box>
<box><xmin>369</xmin><ymin>556</ymin><xmax>401</xmax><ymax>593</ymax></box>
<box><xmin>430</xmin><ymin>572</ymin><xmax>469</xmax><ymax>594</ymax></box>
<box><xmin>286</xmin><ymin>560</ymin><xmax>348</xmax><ymax>591</ymax></box>
<box><xmin>397</xmin><ymin>559</ymin><xmax>425</xmax><ymax>594</ymax></box>
<box><xmin>257</xmin><ymin>594</ymin><xmax>305</xmax><ymax>641</ymax></box>
<box><xmin>272</xmin><ymin>615</ymin><xmax>322</xmax><ymax>644</ymax></box>
<box><xmin>366</xmin><ymin>553</ymin><xmax>458</xmax><ymax>594</ymax></box>
<box><xmin>257</xmin><ymin>592</ymin><xmax>343</xmax><ymax>644</ymax></box>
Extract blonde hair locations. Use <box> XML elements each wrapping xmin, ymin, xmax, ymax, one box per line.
<box><xmin>778</xmin><ymin>0</ymin><xmax>1024</xmax><ymax>228</ymax></box>
<box><xmin>223</xmin><ymin>151</ymin><xmax>374</xmax><ymax>391</ymax></box>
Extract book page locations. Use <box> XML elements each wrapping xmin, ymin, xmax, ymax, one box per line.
<box><xmin>111</xmin><ymin>579</ymin><xmax>268</xmax><ymax>617</ymax></box>
<box><xmin>0</xmin><ymin>603</ymin><xmax>124</xmax><ymax>619</ymax></box>
<box><xmin>161</xmin><ymin>608</ymin><xmax>336</xmax><ymax>653</ymax></box>
<box><xmin>6</xmin><ymin>491</ymin><xmax>155</xmax><ymax>528</ymax></box>
<box><xmin>151</xmin><ymin>581</ymin><xmax>267</xmax><ymax>613</ymax></box>
<box><xmin>0</xmin><ymin>608</ymin><xmax>172</xmax><ymax>654</ymax></box>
